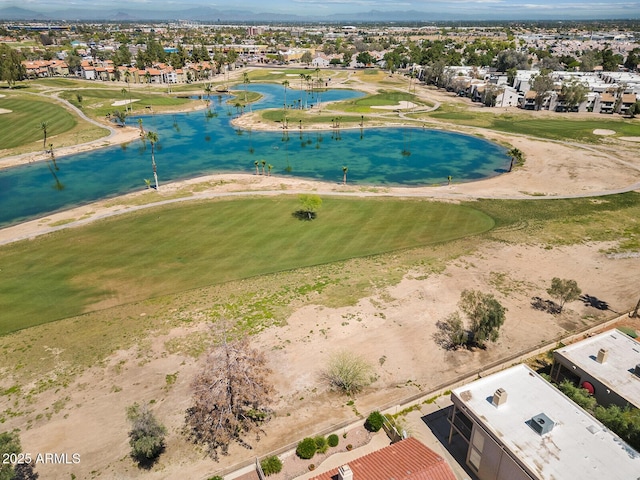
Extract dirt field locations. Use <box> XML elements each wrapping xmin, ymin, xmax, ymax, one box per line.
<box><xmin>1</xmin><ymin>73</ymin><xmax>640</xmax><ymax>480</ymax></box>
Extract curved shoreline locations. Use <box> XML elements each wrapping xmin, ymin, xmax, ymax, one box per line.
<box><xmin>1</xmin><ymin>80</ymin><xmax>639</xmax><ymax>245</ymax></box>
<box><xmin>1</xmin><ymin>162</ymin><xmax>640</xmax><ymax>247</ymax></box>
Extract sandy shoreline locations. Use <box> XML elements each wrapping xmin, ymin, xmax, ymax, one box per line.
<box><xmin>0</xmin><ymin>126</ymin><xmax>142</xmax><ymax>169</ymax></box>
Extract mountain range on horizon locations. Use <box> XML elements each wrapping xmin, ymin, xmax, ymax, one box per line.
<box><xmin>0</xmin><ymin>4</ymin><xmax>637</xmax><ymax>23</ymax></box>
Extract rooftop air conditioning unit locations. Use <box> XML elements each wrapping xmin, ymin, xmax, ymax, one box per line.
<box><xmin>530</xmin><ymin>413</ymin><xmax>555</xmax><ymax>436</ymax></box>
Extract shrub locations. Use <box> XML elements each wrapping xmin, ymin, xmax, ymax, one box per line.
<box><xmin>208</xmin><ymin>477</ymin><xmax>223</xmax><ymax>480</ymax></box>
<box><xmin>365</xmin><ymin>411</ymin><xmax>385</xmax><ymax>432</ymax></box>
<box><xmin>126</xmin><ymin>403</ymin><xmax>166</xmax><ymax>465</ymax></box>
<box><xmin>260</xmin><ymin>456</ymin><xmax>283</xmax><ymax>476</ymax></box>
<box><xmin>346</xmin><ymin>444</ymin><xmax>353</xmax><ymax>451</ymax></box>
<box><xmin>314</xmin><ymin>435</ymin><xmax>328</xmax><ymax>454</ymax></box>
<box><xmin>328</xmin><ymin>434</ymin><xmax>339</xmax><ymax>447</ymax></box>
<box><xmin>296</xmin><ymin>437</ymin><xmax>317</xmax><ymax>459</ymax></box>
<box><xmin>323</xmin><ymin>351</ymin><xmax>374</xmax><ymax>395</ymax></box>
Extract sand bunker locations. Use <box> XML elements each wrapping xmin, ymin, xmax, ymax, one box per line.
<box><xmin>0</xmin><ymin>108</ymin><xmax>12</xmax><ymax>114</ymax></box>
<box><xmin>112</xmin><ymin>99</ymin><xmax>140</xmax><ymax>106</ymax></box>
<box><xmin>619</xmin><ymin>137</ymin><xmax>640</xmax><ymax>142</ymax></box>
<box><xmin>372</xmin><ymin>101</ymin><xmax>417</xmax><ymax>110</ymax></box>
<box><xmin>593</xmin><ymin>129</ymin><xmax>616</xmax><ymax>136</ymax></box>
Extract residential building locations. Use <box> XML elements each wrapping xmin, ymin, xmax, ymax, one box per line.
<box><xmin>495</xmin><ymin>87</ymin><xmax>520</xmax><ymax>108</ymax></box>
<box><xmin>448</xmin><ymin>364</ymin><xmax>640</xmax><ymax>480</ymax></box>
<box><xmin>309</xmin><ymin>437</ymin><xmax>456</xmax><ymax>480</ymax></box>
<box><xmin>551</xmin><ymin>328</ymin><xmax>640</xmax><ymax>409</ymax></box>
<box><xmin>598</xmin><ymin>92</ymin><xmax>617</xmax><ymax>113</ymax></box>
<box><xmin>22</xmin><ymin>60</ymin><xmax>69</xmax><ymax>78</ymax></box>
<box><xmin>620</xmin><ymin>93</ymin><xmax>639</xmax><ymax>114</ymax></box>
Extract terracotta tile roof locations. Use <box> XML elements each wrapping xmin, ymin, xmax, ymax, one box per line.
<box><xmin>310</xmin><ymin>438</ymin><xmax>456</xmax><ymax>480</ymax></box>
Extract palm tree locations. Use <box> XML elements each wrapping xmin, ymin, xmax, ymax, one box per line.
<box><xmin>138</xmin><ymin>118</ymin><xmax>144</xmax><ymax>137</ymax></box>
<box><xmin>261</xmin><ymin>159</ymin><xmax>266</xmax><ymax>175</ymax></box>
<box><xmin>124</xmin><ymin>70</ymin><xmax>132</xmax><ymax>109</ymax></box>
<box><xmin>121</xmin><ymin>87</ymin><xmax>128</xmax><ymax>107</ymax></box>
<box><xmin>299</xmin><ymin>73</ymin><xmax>305</xmax><ymax>109</ymax></box>
<box><xmin>254</xmin><ymin>160</ymin><xmax>259</xmax><ymax>175</ymax></box>
<box><xmin>204</xmin><ymin>83</ymin><xmax>213</xmax><ymax>103</ymax></box>
<box><xmin>40</xmin><ymin>121</ymin><xmax>48</xmax><ymax>151</ymax></box>
<box><xmin>305</xmin><ymin>74</ymin><xmax>312</xmax><ymax>107</ymax></box>
<box><xmin>267</xmin><ymin>164</ymin><xmax>273</xmax><ymax>176</ymax></box>
<box><xmin>342</xmin><ymin>166</ymin><xmax>348</xmax><ymax>185</ymax></box>
<box><xmin>146</xmin><ymin>131</ymin><xmax>159</xmax><ymax>190</ymax></box>
<box><xmin>144</xmin><ymin>71</ymin><xmax>152</xmax><ymax>95</ymax></box>
<box><xmin>243</xmin><ymin>72</ymin><xmax>251</xmax><ymax>111</ymax></box>
<box><xmin>282</xmin><ymin>80</ymin><xmax>290</xmax><ymax>111</ymax></box>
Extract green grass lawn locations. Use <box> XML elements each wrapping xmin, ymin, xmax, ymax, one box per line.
<box><xmin>260</xmin><ymin>108</ymin><xmax>366</xmax><ymax>126</ymax></box>
<box><xmin>335</xmin><ymin>90</ymin><xmax>431</xmax><ymax>113</ymax></box>
<box><xmin>0</xmin><ymin>197</ymin><xmax>493</xmax><ymax>334</ymax></box>
<box><xmin>0</xmin><ymin>94</ymin><xmax>77</xmax><ymax>150</ymax></box>
<box><xmin>425</xmin><ymin>107</ymin><xmax>640</xmax><ymax>143</ymax></box>
<box><xmin>58</xmin><ymin>88</ymin><xmax>195</xmax><ymax>118</ymax></box>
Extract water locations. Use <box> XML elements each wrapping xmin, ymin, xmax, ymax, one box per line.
<box><xmin>0</xmin><ymin>83</ymin><xmax>509</xmax><ymax>227</ymax></box>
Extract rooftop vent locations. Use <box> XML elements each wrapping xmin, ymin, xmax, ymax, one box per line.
<box><xmin>530</xmin><ymin>413</ymin><xmax>555</xmax><ymax>436</ymax></box>
<box><xmin>492</xmin><ymin>388</ymin><xmax>508</xmax><ymax>407</ymax></box>
<box><xmin>635</xmin><ymin>364</ymin><xmax>640</xmax><ymax>377</ymax></box>
<box><xmin>597</xmin><ymin>348</ymin><xmax>608</xmax><ymax>364</ymax></box>
<box><xmin>338</xmin><ymin>464</ymin><xmax>353</xmax><ymax>480</ymax></box>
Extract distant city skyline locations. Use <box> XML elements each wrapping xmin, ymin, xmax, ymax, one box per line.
<box><xmin>0</xmin><ymin>0</ymin><xmax>638</xmax><ymax>20</ymax></box>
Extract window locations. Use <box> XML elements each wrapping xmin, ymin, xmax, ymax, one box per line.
<box><xmin>469</xmin><ymin>428</ymin><xmax>485</xmax><ymax>471</ymax></box>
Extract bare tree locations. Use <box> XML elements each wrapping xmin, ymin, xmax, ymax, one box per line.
<box><xmin>185</xmin><ymin>337</ymin><xmax>274</xmax><ymax>460</ymax></box>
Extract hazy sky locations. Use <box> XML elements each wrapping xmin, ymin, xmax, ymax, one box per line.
<box><xmin>2</xmin><ymin>0</ymin><xmax>639</xmax><ymax>19</ymax></box>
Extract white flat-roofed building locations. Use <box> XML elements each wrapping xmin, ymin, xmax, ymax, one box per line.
<box><xmin>551</xmin><ymin>328</ymin><xmax>640</xmax><ymax>409</ymax></box>
<box><xmin>448</xmin><ymin>364</ymin><xmax>640</xmax><ymax>480</ymax></box>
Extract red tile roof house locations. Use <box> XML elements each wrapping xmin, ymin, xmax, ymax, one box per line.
<box><xmin>309</xmin><ymin>437</ymin><xmax>457</xmax><ymax>480</ymax></box>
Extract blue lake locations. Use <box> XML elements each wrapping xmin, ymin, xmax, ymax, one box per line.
<box><xmin>0</xmin><ymin>83</ymin><xmax>509</xmax><ymax>228</ymax></box>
